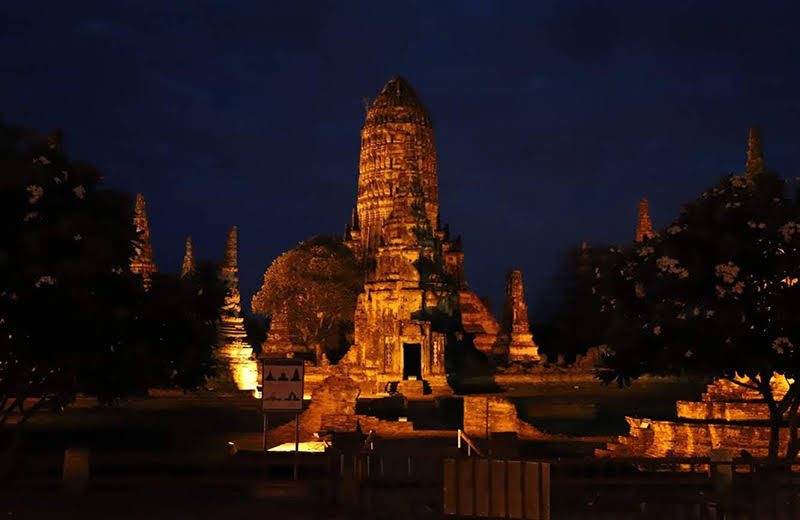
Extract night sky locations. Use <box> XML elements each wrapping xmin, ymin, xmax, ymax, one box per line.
<box><xmin>3</xmin><ymin>1</ymin><xmax>799</xmax><ymax>318</ymax></box>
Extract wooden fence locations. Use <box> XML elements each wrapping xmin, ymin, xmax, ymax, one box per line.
<box><xmin>443</xmin><ymin>458</ymin><xmax>550</xmax><ymax>520</ymax></box>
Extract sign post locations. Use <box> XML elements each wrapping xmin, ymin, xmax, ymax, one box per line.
<box><xmin>260</xmin><ymin>358</ymin><xmax>305</xmax><ymax>473</ymax></box>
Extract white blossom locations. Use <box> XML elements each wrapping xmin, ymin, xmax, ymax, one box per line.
<box><xmin>34</xmin><ymin>276</ymin><xmax>56</xmax><ymax>288</ymax></box>
<box><xmin>656</xmin><ymin>256</ymin><xmax>689</xmax><ymax>279</ymax></box>
<box><xmin>706</xmin><ymin>310</ymin><xmax>715</xmax><ymax>318</ymax></box>
<box><xmin>23</xmin><ymin>212</ymin><xmax>38</xmax><ymax>221</ymax></box>
<box><xmin>33</xmin><ymin>156</ymin><xmax>51</xmax><ymax>166</ymax></box>
<box><xmin>781</xmin><ymin>222</ymin><xmax>800</xmax><ymax>242</ymax></box>
<box><xmin>53</xmin><ymin>176</ymin><xmax>62</xmax><ymax>184</ymax></box>
<box><xmin>772</xmin><ymin>337</ymin><xmax>794</xmax><ymax>355</ymax></box>
<box><xmin>111</xmin><ymin>267</ymin><xmax>124</xmax><ymax>275</ymax></box>
<box><xmin>730</xmin><ymin>175</ymin><xmax>748</xmax><ymax>188</ymax></box>
<box><xmin>666</xmin><ymin>225</ymin><xmax>684</xmax><ymax>235</ymax></box>
<box><xmin>653</xmin><ymin>326</ymin><xmax>662</xmax><ymax>336</ymax></box>
<box><xmin>72</xmin><ymin>185</ymin><xmax>86</xmax><ymax>199</ymax></box>
<box><xmin>26</xmin><ymin>185</ymin><xmax>44</xmax><ymax>204</ymax></box>
<box><xmin>73</xmin><ymin>234</ymin><xmax>82</xmax><ymax>241</ymax></box>
<box><xmin>715</xmin><ymin>262</ymin><xmax>740</xmax><ymax>284</ymax></box>
<box><xmin>685</xmin><ymin>350</ymin><xmax>694</xmax><ymax>358</ymax></box>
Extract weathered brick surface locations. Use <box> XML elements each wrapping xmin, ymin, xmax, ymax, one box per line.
<box><xmin>463</xmin><ymin>396</ymin><xmax>550</xmax><ymax>440</ymax></box>
<box><xmin>599</xmin><ymin>376</ymin><xmax>792</xmax><ymax>459</ymax></box>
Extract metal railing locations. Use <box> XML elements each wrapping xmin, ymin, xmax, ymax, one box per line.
<box><xmin>457</xmin><ymin>429</ymin><xmax>485</xmax><ymax>457</ymax></box>
<box><xmin>362</xmin><ymin>430</ymin><xmax>376</xmax><ymax>453</ymax></box>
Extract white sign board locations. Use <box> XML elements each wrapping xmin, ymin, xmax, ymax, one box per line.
<box><xmin>261</xmin><ymin>359</ymin><xmax>304</xmax><ymax>411</ymax></box>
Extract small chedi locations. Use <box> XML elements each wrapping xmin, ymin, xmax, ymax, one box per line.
<box><xmin>130</xmin><ymin>193</ymin><xmax>158</xmax><ymax>287</ymax></box>
<box><xmin>257</xmin><ymin>77</ymin><xmax>540</xmax><ymax>397</ymax></box>
<box><xmin>497</xmin><ymin>270</ymin><xmax>540</xmax><ymax>362</ymax></box>
<box><xmin>213</xmin><ymin>226</ymin><xmax>258</xmax><ymax>393</ymax></box>
<box><xmin>599</xmin><ymin>127</ymin><xmax>781</xmax><ymax>459</ymax></box>
<box><xmin>180</xmin><ymin>236</ymin><xmax>197</xmax><ymax>278</ymax></box>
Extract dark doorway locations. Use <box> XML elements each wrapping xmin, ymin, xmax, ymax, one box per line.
<box><xmin>403</xmin><ymin>343</ymin><xmax>422</xmax><ymax>380</ymax></box>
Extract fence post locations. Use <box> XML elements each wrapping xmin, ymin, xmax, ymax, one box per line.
<box><xmin>443</xmin><ymin>458</ymin><xmax>457</xmax><ymax>515</ymax></box>
<box><xmin>458</xmin><ymin>458</ymin><xmax>475</xmax><ymax>516</ymax></box>
<box><xmin>61</xmin><ymin>448</ymin><xmax>89</xmax><ymax>495</ymax></box>
<box><xmin>709</xmin><ymin>449</ymin><xmax>733</xmax><ymax>496</ymax></box>
<box><xmin>490</xmin><ymin>459</ymin><xmax>506</xmax><ymax>518</ymax></box>
<box><xmin>475</xmin><ymin>458</ymin><xmax>490</xmax><ymax>517</ymax></box>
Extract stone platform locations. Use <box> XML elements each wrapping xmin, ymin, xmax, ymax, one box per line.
<box><xmin>598</xmin><ymin>377</ymin><xmax>791</xmax><ymax>458</ymax></box>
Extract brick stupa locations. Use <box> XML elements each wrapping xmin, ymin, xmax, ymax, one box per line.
<box><xmin>180</xmin><ymin>236</ymin><xmax>196</xmax><ymax>278</ymax></box>
<box><xmin>498</xmin><ymin>270</ymin><xmax>540</xmax><ymax>362</ymax></box>
<box><xmin>130</xmin><ymin>194</ymin><xmax>157</xmax><ymax>287</ymax></box>
<box><xmin>214</xmin><ymin>226</ymin><xmax>258</xmax><ymax>394</ymax></box>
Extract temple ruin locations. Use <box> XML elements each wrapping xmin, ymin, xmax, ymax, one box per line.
<box><xmin>600</xmin><ymin>127</ymin><xmax>786</xmax><ymax>460</ymax></box>
<box><xmin>261</xmin><ymin>77</ymin><xmax>539</xmax><ymax>396</ymax></box>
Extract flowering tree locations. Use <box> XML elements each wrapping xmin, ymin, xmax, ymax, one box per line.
<box><xmin>595</xmin><ymin>171</ymin><xmax>800</xmax><ymax>461</ymax></box>
<box><xmin>251</xmin><ymin>235</ymin><xmax>364</xmax><ymax>363</ymax></box>
<box><xmin>0</xmin><ymin>121</ymin><xmax>224</xmax><ymax>431</ymax></box>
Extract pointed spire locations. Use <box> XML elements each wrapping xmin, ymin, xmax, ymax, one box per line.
<box><xmin>180</xmin><ymin>236</ymin><xmax>196</xmax><ymax>278</ymax></box>
<box><xmin>222</xmin><ymin>226</ymin><xmax>238</xmax><ymax>270</ymax></box>
<box><xmin>636</xmin><ymin>198</ymin><xmax>654</xmax><ymax>242</ymax></box>
<box><xmin>219</xmin><ymin>225</ymin><xmax>242</xmax><ymax>316</ymax></box>
<box><xmin>130</xmin><ymin>193</ymin><xmax>157</xmax><ymax>285</ymax></box>
<box><xmin>745</xmin><ymin>126</ymin><xmax>765</xmax><ymax>181</ymax></box>
<box><xmin>501</xmin><ymin>269</ymin><xmax>540</xmax><ymax>362</ymax></box>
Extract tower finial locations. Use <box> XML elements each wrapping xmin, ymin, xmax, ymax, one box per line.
<box><xmin>745</xmin><ymin>126</ymin><xmax>765</xmax><ymax>181</ymax></box>
<box><xmin>636</xmin><ymin>198</ymin><xmax>653</xmax><ymax>242</ymax></box>
<box><xmin>181</xmin><ymin>236</ymin><xmax>196</xmax><ymax>278</ymax></box>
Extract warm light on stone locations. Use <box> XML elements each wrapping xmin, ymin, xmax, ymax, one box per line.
<box><xmin>130</xmin><ymin>193</ymin><xmax>158</xmax><ymax>287</ymax></box>
<box><xmin>214</xmin><ymin>226</ymin><xmax>258</xmax><ymax>394</ymax></box>
<box><xmin>598</xmin><ymin>375</ymin><xmax>793</xmax><ymax>459</ymax></box>
<box><xmin>635</xmin><ymin>197</ymin><xmax>654</xmax><ymax>242</ymax></box>
<box><xmin>498</xmin><ymin>270</ymin><xmax>540</xmax><ymax>362</ymax></box>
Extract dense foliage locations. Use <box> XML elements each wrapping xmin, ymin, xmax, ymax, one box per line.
<box><xmin>593</xmin><ymin>172</ymin><xmax>800</xmax><ymax>460</ymax></box>
<box><xmin>0</xmin><ymin>120</ymin><xmax>224</xmax><ymax>426</ymax></box>
<box><xmin>251</xmin><ymin>235</ymin><xmax>364</xmax><ymax>362</ymax></box>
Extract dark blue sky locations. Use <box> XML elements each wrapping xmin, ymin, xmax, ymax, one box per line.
<box><xmin>3</xmin><ymin>1</ymin><xmax>799</xmax><ymax>317</ymax></box>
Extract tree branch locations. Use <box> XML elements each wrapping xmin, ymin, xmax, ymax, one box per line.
<box><xmin>724</xmin><ymin>375</ymin><xmax>760</xmax><ymax>392</ymax></box>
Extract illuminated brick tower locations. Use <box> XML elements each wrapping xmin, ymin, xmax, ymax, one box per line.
<box><xmin>636</xmin><ymin>198</ymin><xmax>654</xmax><ymax>242</ymax></box>
<box><xmin>180</xmin><ymin>236</ymin><xmax>196</xmax><ymax>278</ymax></box>
<box><xmin>345</xmin><ymin>76</ymin><xmax>439</xmax><ymax>260</ymax></box>
<box><xmin>214</xmin><ymin>226</ymin><xmax>258</xmax><ymax>394</ymax></box>
<box><xmin>130</xmin><ymin>193</ymin><xmax>157</xmax><ymax>287</ymax></box>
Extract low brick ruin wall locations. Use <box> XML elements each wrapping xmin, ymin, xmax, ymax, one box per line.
<box><xmin>462</xmin><ymin>396</ymin><xmax>552</xmax><ymax>440</ymax></box>
<box><xmin>598</xmin><ymin>416</ymin><xmax>790</xmax><ymax>458</ymax></box>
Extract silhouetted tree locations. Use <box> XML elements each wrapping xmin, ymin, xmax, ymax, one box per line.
<box><xmin>594</xmin><ymin>171</ymin><xmax>800</xmax><ymax>462</ymax></box>
<box><xmin>0</xmin><ymin>120</ymin><xmax>142</xmax><ymax>424</ymax></box>
<box><xmin>533</xmin><ymin>244</ymin><xmax>607</xmax><ymax>364</ymax></box>
<box><xmin>251</xmin><ymin>235</ymin><xmax>364</xmax><ymax>362</ymax></box>
<box><xmin>0</xmin><ymin>120</ymin><xmax>225</xmax><ymax>429</ymax></box>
